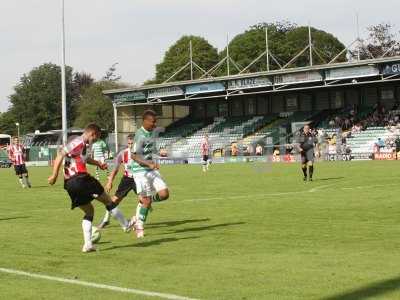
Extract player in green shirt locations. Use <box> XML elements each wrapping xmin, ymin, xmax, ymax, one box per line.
<box><xmin>130</xmin><ymin>110</ymin><xmax>169</xmax><ymax>238</ymax></box>
<box><xmin>91</xmin><ymin>139</ymin><xmax>109</xmax><ymax>180</ymax></box>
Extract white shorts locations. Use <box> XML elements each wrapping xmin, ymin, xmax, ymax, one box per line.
<box><xmin>94</xmin><ymin>157</ymin><xmax>105</xmax><ymax>164</ymax></box>
<box><xmin>133</xmin><ymin>170</ymin><xmax>168</xmax><ymax>197</ymax></box>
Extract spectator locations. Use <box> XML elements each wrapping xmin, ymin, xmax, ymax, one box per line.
<box><xmin>376</xmin><ymin>138</ymin><xmax>385</xmax><ymax>151</ymax></box>
<box><xmin>159</xmin><ymin>147</ymin><xmax>168</xmax><ymax>157</ymax></box>
<box><xmin>273</xmin><ymin>147</ymin><xmax>280</xmax><ymax>157</ymax></box>
<box><xmin>246</xmin><ymin>144</ymin><xmax>254</xmax><ymax>156</ymax></box>
<box><xmin>231</xmin><ymin>142</ymin><xmax>238</xmax><ymax>156</ymax></box>
<box><xmin>255</xmin><ymin>144</ymin><xmax>263</xmax><ymax>156</ymax></box>
<box><xmin>285</xmin><ymin>144</ymin><xmax>294</xmax><ymax>155</ymax></box>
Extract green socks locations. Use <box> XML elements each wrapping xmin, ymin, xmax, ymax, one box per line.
<box><xmin>138</xmin><ymin>206</ymin><xmax>149</xmax><ymax>222</ymax></box>
<box><xmin>152</xmin><ymin>194</ymin><xmax>162</xmax><ymax>202</ymax></box>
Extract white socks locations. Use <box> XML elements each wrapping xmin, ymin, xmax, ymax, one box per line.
<box><xmin>135</xmin><ymin>202</ymin><xmax>142</xmax><ymax>220</ymax></box>
<box><xmin>82</xmin><ymin>219</ymin><xmax>93</xmax><ymax>248</ymax></box>
<box><xmin>18</xmin><ymin>178</ymin><xmax>25</xmax><ymax>187</ymax></box>
<box><xmin>109</xmin><ymin>207</ymin><xmax>128</xmax><ymax>228</ymax></box>
<box><xmin>102</xmin><ymin>210</ymin><xmax>111</xmax><ymax>224</ymax></box>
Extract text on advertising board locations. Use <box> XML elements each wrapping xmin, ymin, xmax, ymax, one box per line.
<box><xmin>228</xmin><ymin>76</ymin><xmax>272</xmax><ymax>90</ymax></box>
<box><xmin>114</xmin><ymin>92</ymin><xmax>146</xmax><ymax>102</ymax></box>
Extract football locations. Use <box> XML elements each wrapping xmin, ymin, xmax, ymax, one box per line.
<box><xmin>91</xmin><ymin>226</ymin><xmax>101</xmax><ymax>244</ymax></box>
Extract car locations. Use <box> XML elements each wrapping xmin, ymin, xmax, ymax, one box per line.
<box><xmin>0</xmin><ymin>159</ymin><xmax>12</xmax><ymax>168</ymax></box>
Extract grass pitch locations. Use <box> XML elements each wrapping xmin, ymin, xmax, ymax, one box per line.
<box><xmin>1</xmin><ymin>161</ymin><xmax>400</xmax><ymax>299</ymax></box>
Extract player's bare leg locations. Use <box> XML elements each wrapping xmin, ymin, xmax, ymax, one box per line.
<box><xmin>95</xmin><ymin>166</ymin><xmax>100</xmax><ymax>180</ymax></box>
<box><xmin>151</xmin><ymin>188</ymin><xmax>169</xmax><ymax>202</ymax></box>
<box><xmin>22</xmin><ymin>172</ymin><xmax>31</xmax><ymax>188</ymax></box>
<box><xmin>133</xmin><ymin>189</ymin><xmax>169</xmax><ymax>238</ymax></box>
<box><xmin>79</xmin><ymin>203</ymin><xmax>96</xmax><ymax>253</ymax></box>
<box><xmin>18</xmin><ymin>175</ymin><xmax>26</xmax><ymax>188</ymax></box>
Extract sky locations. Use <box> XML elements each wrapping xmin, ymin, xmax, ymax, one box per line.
<box><xmin>1</xmin><ymin>0</ymin><xmax>400</xmax><ymax>112</ymax></box>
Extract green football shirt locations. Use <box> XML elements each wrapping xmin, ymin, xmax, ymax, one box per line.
<box><xmin>92</xmin><ymin>140</ymin><xmax>108</xmax><ymax>159</ymax></box>
<box><xmin>131</xmin><ymin>127</ymin><xmax>155</xmax><ymax>173</ymax></box>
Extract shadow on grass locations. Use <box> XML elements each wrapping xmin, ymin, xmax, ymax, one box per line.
<box><xmin>147</xmin><ymin>218</ymin><xmax>210</xmax><ymax>228</ymax></box>
<box><xmin>0</xmin><ymin>216</ymin><xmax>30</xmax><ymax>221</ymax></box>
<box><xmin>96</xmin><ymin>241</ymin><xmax>111</xmax><ymax>245</ymax></box>
<box><xmin>29</xmin><ymin>185</ymin><xmax>50</xmax><ymax>189</ymax></box>
<box><xmin>321</xmin><ymin>275</ymin><xmax>400</xmax><ymax>300</ymax></box>
<box><xmin>167</xmin><ymin>222</ymin><xmax>245</xmax><ymax>234</ymax></box>
<box><xmin>101</xmin><ymin>236</ymin><xmax>199</xmax><ymax>251</ymax></box>
<box><xmin>313</xmin><ymin>177</ymin><xmax>345</xmax><ymax>182</ymax></box>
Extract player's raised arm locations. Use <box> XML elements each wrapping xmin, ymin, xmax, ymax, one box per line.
<box><xmin>87</xmin><ymin>157</ymin><xmax>107</xmax><ymax>170</ymax></box>
<box><xmin>131</xmin><ymin>153</ymin><xmax>159</xmax><ymax>170</ymax></box>
<box><xmin>105</xmin><ymin>154</ymin><xmax>122</xmax><ymax>192</ymax></box>
<box><xmin>48</xmin><ymin>148</ymin><xmax>66</xmax><ymax>185</ymax></box>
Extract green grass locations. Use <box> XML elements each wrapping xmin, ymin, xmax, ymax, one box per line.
<box><xmin>1</xmin><ymin>161</ymin><xmax>400</xmax><ymax>299</ymax></box>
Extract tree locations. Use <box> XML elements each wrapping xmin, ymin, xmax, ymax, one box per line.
<box><xmin>74</xmin><ymin>81</ymin><xmax>126</xmax><ymax>132</ymax></box>
<box><xmin>217</xmin><ymin>22</ymin><xmax>346</xmax><ymax>75</ymax></box>
<box><xmin>6</xmin><ymin>63</ymin><xmax>74</xmax><ymax>134</ymax></box>
<box><xmin>0</xmin><ymin>111</ymin><xmax>18</xmax><ymax>135</ymax></box>
<box><xmin>103</xmin><ymin>63</ymin><xmax>121</xmax><ymax>82</ymax></box>
<box><xmin>155</xmin><ymin>35</ymin><xmax>219</xmax><ymax>83</ymax></box>
<box><xmin>70</xmin><ymin>72</ymin><xmax>95</xmax><ymax>121</ymax></box>
<box><xmin>352</xmin><ymin>23</ymin><xmax>400</xmax><ymax>60</ymax></box>
<box><xmin>285</xmin><ymin>26</ymin><xmax>346</xmax><ymax>67</ymax></box>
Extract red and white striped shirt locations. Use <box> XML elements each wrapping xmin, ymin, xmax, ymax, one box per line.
<box><xmin>63</xmin><ymin>136</ymin><xmax>88</xmax><ymax>180</ymax></box>
<box><xmin>8</xmin><ymin>144</ymin><xmax>25</xmax><ymax>165</ymax></box>
<box><xmin>201</xmin><ymin>139</ymin><xmax>210</xmax><ymax>156</ymax></box>
<box><xmin>114</xmin><ymin>148</ymin><xmax>134</xmax><ymax>178</ymax></box>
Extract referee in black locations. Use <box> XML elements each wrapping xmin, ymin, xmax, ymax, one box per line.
<box><xmin>297</xmin><ymin>124</ymin><xmax>319</xmax><ymax>181</ymax></box>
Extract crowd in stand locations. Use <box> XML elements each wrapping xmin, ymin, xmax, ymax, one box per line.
<box><xmin>328</xmin><ymin>102</ymin><xmax>400</xmax><ymax>133</ymax></box>
<box><xmin>322</xmin><ymin>102</ymin><xmax>400</xmax><ymax>154</ymax></box>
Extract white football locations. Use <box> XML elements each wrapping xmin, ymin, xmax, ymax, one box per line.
<box><xmin>91</xmin><ymin>226</ymin><xmax>101</xmax><ymax>244</ymax></box>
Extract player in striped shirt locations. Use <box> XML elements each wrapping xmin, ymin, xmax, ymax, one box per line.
<box><xmin>98</xmin><ymin>135</ymin><xmax>137</xmax><ymax>229</ymax></box>
<box><xmin>48</xmin><ymin>123</ymin><xmax>131</xmax><ymax>253</ymax></box>
<box><xmin>98</xmin><ymin>133</ymin><xmax>163</xmax><ymax>231</ymax></box>
<box><xmin>91</xmin><ymin>138</ymin><xmax>109</xmax><ymax>180</ymax></box>
<box><xmin>8</xmin><ymin>137</ymin><xmax>31</xmax><ymax>188</ymax></box>
<box><xmin>201</xmin><ymin>134</ymin><xmax>211</xmax><ymax>172</ymax></box>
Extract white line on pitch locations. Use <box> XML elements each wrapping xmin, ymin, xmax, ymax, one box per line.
<box><xmin>0</xmin><ymin>267</ymin><xmax>199</xmax><ymax>300</ymax></box>
<box><xmin>181</xmin><ymin>182</ymin><xmax>399</xmax><ymax>203</ymax></box>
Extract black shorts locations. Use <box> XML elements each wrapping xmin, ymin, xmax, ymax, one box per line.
<box><xmin>64</xmin><ymin>174</ymin><xmax>104</xmax><ymax>209</ymax></box>
<box><xmin>301</xmin><ymin>149</ymin><xmax>315</xmax><ymax>164</ymax></box>
<box><xmin>202</xmin><ymin>155</ymin><xmax>209</xmax><ymax>162</ymax></box>
<box><xmin>14</xmin><ymin>164</ymin><xmax>28</xmax><ymax>176</ymax></box>
<box><xmin>115</xmin><ymin>176</ymin><xmax>137</xmax><ymax>199</ymax></box>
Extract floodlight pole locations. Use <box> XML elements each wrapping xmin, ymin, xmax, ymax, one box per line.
<box><xmin>265</xmin><ymin>27</ymin><xmax>270</xmax><ymax>72</ymax></box>
<box><xmin>308</xmin><ymin>23</ymin><xmax>313</xmax><ymax>66</ymax></box>
<box><xmin>61</xmin><ymin>0</ymin><xmax>67</xmax><ymax>145</ymax></box>
<box><xmin>113</xmin><ymin>103</ymin><xmax>118</xmax><ymax>154</ymax></box>
<box><xmin>16</xmin><ymin>123</ymin><xmax>20</xmax><ymax>140</ymax></box>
